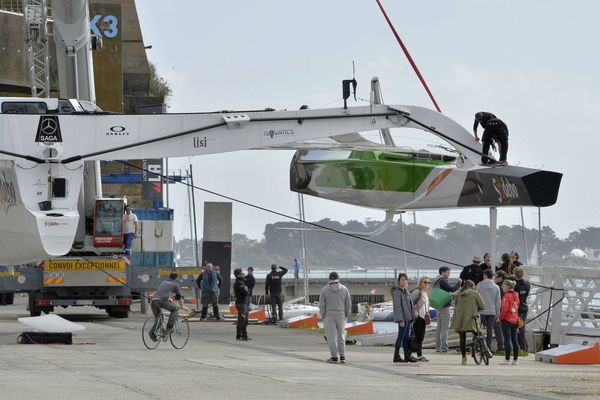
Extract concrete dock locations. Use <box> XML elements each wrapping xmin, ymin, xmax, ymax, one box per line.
<box><xmin>0</xmin><ymin>296</ymin><xmax>599</xmax><ymax>400</ymax></box>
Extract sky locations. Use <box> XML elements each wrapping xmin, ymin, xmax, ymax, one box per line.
<box><xmin>136</xmin><ymin>0</ymin><xmax>600</xmax><ymax>242</ymax></box>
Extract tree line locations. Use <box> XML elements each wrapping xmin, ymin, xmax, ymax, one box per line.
<box><xmin>175</xmin><ymin>221</ymin><xmax>600</xmax><ymax>268</ymax></box>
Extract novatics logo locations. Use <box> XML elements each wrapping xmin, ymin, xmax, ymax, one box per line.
<box><xmin>35</xmin><ymin>116</ymin><xmax>62</xmax><ymax>143</ymax></box>
<box><xmin>264</xmin><ymin>128</ymin><xmax>295</xmax><ymax>139</ymax></box>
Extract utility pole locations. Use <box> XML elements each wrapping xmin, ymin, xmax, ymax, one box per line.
<box><xmin>189</xmin><ymin>165</ymin><xmax>200</xmax><ymax>267</ymax></box>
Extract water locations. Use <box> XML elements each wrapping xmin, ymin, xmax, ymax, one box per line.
<box><xmin>237</xmin><ymin>267</ymin><xmax>459</xmax><ymax>281</ymax></box>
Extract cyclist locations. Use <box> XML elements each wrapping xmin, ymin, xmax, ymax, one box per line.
<box><xmin>150</xmin><ymin>272</ymin><xmax>184</xmax><ymax>341</ymax></box>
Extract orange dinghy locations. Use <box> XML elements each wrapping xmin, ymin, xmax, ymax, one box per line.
<box><xmin>286</xmin><ymin>313</ymin><xmax>319</xmax><ymax>329</ymax></box>
<box><xmin>344</xmin><ymin>320</ymin><xmax>374</xmax><ymax>336</ymax></box>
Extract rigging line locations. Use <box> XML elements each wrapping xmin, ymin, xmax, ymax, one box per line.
<box><xmin>0</xmin><ymin>148</ymin><xmax>44</xmax><ymax>164</ymax></box>
<box><xmin>374</xmin><ymin>0</ymin><xmax>442</xmax><ymax>113</ymax></box>
<box><xmin>390</xmin><ymin>107</ymin><xmax>495</xmax><ymax>163</ymax></box>
<box><xmin>117</xmin><ymin>160</ymin><xmax>463</xmax><ymax>267</ymax></box>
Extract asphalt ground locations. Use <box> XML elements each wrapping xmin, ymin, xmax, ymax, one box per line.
<box><xmin>0</xmin><ymin>296</ymin><xmax>599</xmax><ymax>400</ymax></box>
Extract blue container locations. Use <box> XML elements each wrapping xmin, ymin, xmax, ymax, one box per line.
<box><xmin>131</xmin><ymin>208</ymin><xmax>173</xmax><ymax>221</ymax></box>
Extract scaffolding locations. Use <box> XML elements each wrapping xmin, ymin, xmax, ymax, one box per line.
<box><xmin>23</xmin><ymin>0</ymin><xmax>50</xmax><ymax>98</ymax></box>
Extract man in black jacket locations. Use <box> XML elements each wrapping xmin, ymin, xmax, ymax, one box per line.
<box><xmin>233</xmin><ymin>268</ymin><xmax>250</xmax><ymax>340</ymax></box>
<box><xmin>460</xmin><ymin>256</ymin><xmax>484</xmax><ymax>285</ymax></box>
<box><xmin>473</xmin><ymin>111</ymin><xmax>509</xmax><ymax>165</ymax></box>
<box><xmin>265</xmin><ymin>264</ymin><xmax>288</xmax><ymax>322</ymax></box>
<box><xmin>244</xmin><ymin>267</ymin><xmax>256</xmax><ymax>310</ymax></box>
<box><xmin>513</xmin><ymin>266</ymin><xmax>531</xmax><ymax>352</ymax></box>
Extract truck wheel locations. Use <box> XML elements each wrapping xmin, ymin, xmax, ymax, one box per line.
<box><xmin>107</xmin><ymin>306</ymin><xmax>129</xmax><ymax>318</ymax></box>
<box><xmin>28</xmin><ymin>293</ymin><xmax>41</xmax><ymax>316</ymax></box>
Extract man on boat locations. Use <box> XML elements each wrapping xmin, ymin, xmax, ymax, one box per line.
<box><xmin>473</xmin><ymin>111</ymin><xmax>509</xmax><ymax>165</ymax></box>
<box><xmin>265</xmin><ymin>264</ymin><xmax>288</xmax><ymax>322</ymax></box>
<box><xmin>319</xmin><ymin>271</ymin><xmax>352</xmax><ymax>363</ymax></box>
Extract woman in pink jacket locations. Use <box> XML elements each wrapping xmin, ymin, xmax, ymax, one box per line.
<box><xmin>498</xmin><ymin>279</ymin><xmax>520</xmax><ymax>365</ymax></box>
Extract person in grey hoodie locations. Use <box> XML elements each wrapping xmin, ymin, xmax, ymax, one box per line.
<box><xmin>392</xmin><ymin>273</ymin><xmax>418</xmax><ymax>363</ymax></box>
<box><xmin>319</xmin><ymin>271</ymin><xmax>352</xmax><ymax>364</ymax></box>
<box><xmin>476</xmin><ymin>268</ymin><xmax>502</xmax><ymax>350</ymax></box>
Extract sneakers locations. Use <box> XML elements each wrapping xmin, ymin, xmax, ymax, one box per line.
<box><xmin>418</xmin><ymin>356</ymin><xmax>429</xmax><ymax>362</ymax></box>
<box><xmin>511</xmin><ymin>360</ymin><xmax>519</xmax><ymax>365</ymax></box>
<box><xmin>393</xmin><ymin>355</ymin><xmax>403</xmax><ymax>363</ymax></box>
<box><xmin>339</xmin><ymin>356</ymin><xmax>346</xmax><ymax>364</ymax></box>
<box><xmin>461</xmin><ymin>357</ymin><xmax>467</xmax><ymax>366</ymax></box>
<box><xmin>501</xmin><ymin>359</ymin><xmax>510</xmax><ymax>365</ymax></box>
<box><xmin>149</xmin><ymin>332</ymin><xmax>158</xmax><ymax>342</ymax></box>
<box><xmin>326</xmin><ymin>357</ymin><xmax>338</xmax><ymax>363</ymax></box>
<box><xmin>404</xmin><ymin>356</ymin><xmax>419</xmax><ymax>363</ymax></box>
<box><xmin>242</xmin><ymin>337</ymin><xmax>252</xmax><ymax>341</ymax></box>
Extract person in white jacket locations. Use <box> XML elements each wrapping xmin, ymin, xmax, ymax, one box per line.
<box><xmin>319</xmin><ymin>271</ymin><xmax>352</xmax><ymax>364</ymax></box>
<box><xmin>476</xmin><ymin>268</ymin><xmax>502</xmax><ymax>350</ymax></box>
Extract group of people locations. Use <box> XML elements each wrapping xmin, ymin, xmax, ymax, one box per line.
<box><xmin>150</xmin><ymin>251</ymin><xmax>530</xmax><ymax>365</ymax></box>
<box><xmin>430</xmin><ymin>251</ymin><xmax>530</xmax><ymax>365</ymax></box>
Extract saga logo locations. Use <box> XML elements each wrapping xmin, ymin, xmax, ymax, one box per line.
<box><xmin>106</xmin><ymin>126</ymin><xmax>129</xmax><ymax>136</ymax></box>
<box><xmin>264</xmin><ymin>128</ymin><xmax>295</xmax><ymax>139</ymax></box>
<box><xmin>493</xmin><ymin>177</ymin><xmax>519</xmax><ymax>202</ymax></box>
<box><xmin>35</xmin><ymin>116</ymin><xmax>62</xmax><ymax>143</ymax></box>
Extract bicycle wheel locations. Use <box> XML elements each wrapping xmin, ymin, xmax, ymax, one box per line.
<box><xmin>471</xmin><ymin>339</ymin><xmax>483</xmax><ymax>365</ymax></box>
<box><xmin>142</xmin><ymin>316</ymin><xmax>161</xmax><ymax>349</ymax></box>
<box><xmin>170</xmin><ymin>316</ymin><xmax>190</xmax><ymax>349</ymax></box>
<box><xmin>481</xmin><ymin>341</ymin><xmax>490</xmax><ymax>366</ymax></box>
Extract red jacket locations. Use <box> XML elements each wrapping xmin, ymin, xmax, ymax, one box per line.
<box><xmin>498</xmin><ymin>290</ymin><xmax>520</xmax><ymax>325</ymax></box>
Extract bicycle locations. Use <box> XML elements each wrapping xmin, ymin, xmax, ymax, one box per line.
<box><xmin>471</xmin><ymin>316</ymin><xmax>491</xmax><ymax>365</ymax></box>
<box><xmin>142</xmin><ymin>307</ymin><xmax>190</xmax><ymax>349</ymax></box>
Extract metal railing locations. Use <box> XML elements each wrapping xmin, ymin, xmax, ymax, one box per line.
<box><xmin>0</xmin><ymin>0</ymin><xmax>24</xmax><ymax>13</ymax></box>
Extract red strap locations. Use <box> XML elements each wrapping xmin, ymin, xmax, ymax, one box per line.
<box><xmin>375</xmin><ymin>0</ymin><xmax>442</xmax><ymax>113</ymax></box>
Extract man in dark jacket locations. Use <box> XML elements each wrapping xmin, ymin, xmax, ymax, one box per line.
<box><xmin>197</xmin><ymin>263</ymin><xmax>224</xmax><ymax>320</ymax></box>
<box><xmin>233</xmin><ymin>268</ymin><xmax>250</xmax><ymax>340</ymax></box>
<box><xmin>244</xmin><ymin>267</ymin><xmax>256</xmax><ymax>310</ymax></box>
<box><xmin>473</xmin><ymin>111</ymin><xmax>509</xmax><ymax>165</ymax></box>
<box><xmin>265</xmin><ymin>264</ymin><xmax>288</xmax><ymax>322</ymax></box>
<box><xmin>460</xmin><ymin>256</ymin><xmax>484</xmax><ymax>285</ymax></box>
<box><xmin>513</xmin><ymin>266</ymin><xmax>530</xmax><ymax>352</ymax></box>
<box><xmin>432</xmin><ymin>266</ymin><xmax>461</xmax><ymax>352</ymax></box>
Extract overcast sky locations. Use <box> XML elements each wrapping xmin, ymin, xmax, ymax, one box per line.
<box><xmin>136</xmin><ymin>0</ymin><xmax>599</xmax><ymax>242</ymax></box>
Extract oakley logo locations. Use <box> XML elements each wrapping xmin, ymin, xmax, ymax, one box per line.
<box><xmin>35</xmin><ymin>116</ymin><xmax>62</xmax><ymax>143</ymax></box>
<box><xmin>106</xmin><ymin>125</ymin><xmax>129</xmax><ymax>136</ymax></box>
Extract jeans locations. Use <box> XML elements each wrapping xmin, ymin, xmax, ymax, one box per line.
<box><xmin>246</xmin><ymin>290</ymin><xmax>253</xmax><ymax>310</ymax></box>
<box><xmin>481</xmin><ymin>120</ymin><xmax>509</xmax><ymax>163</ymax></box>
<box><xmin>493</xmin><ymin>319</ymin><xmax>505</xmax><ymax>351</ymax></box>
<box><xmin>518</xmin><ymin>311</ymin><xmax>528</xmax><ymax>352</ymax></box>
<box><xmin>413</xmin><ymin>317</ymin><xmax>426</xmax><ymax>357</ymax></box>
<box><xmin>435</xmin><ymin>307</ymin><xmax>450</xmax><ymax>351</ymax></box>
<box><xmin>394</xmin><ymin>320</ymin><xmax>413</xmax><ymax>358</ymax></box>
<box><xmin>270</xmin><ymin>293</ymin><xmax>284</xmax><ymax>321</ymax></box>
<box><xmin>324</xmin><ymin>312</ymin><xmax>347</xmax><ymax>358</ymax></box>
<box><xmin>150</xmin><ymin>300</ymin><xmax>178</xmax><ymax>333</ymax></box>
<box><xmin>123</xmin><ymin>232</ymin><xmax>134</xmax><ymax>256</ymax></box>
<box><xmin>501</xmin><ymin>320</ymin><xmax>519</xmax><ymax>361</ymax></box>
<box><xmin>294</xmin><ymin>269</ymin><xmax>299</xmax><ymax>279</ymax></box>
<box><xmin>480</xmin><ymin>314</ymin><xmax>496</xmax><ymax>349</ymax></box>
<box><xmin>236</xmin><ymin>303</ymin><xmax>248</xmax><ymax>339</ymax></box>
